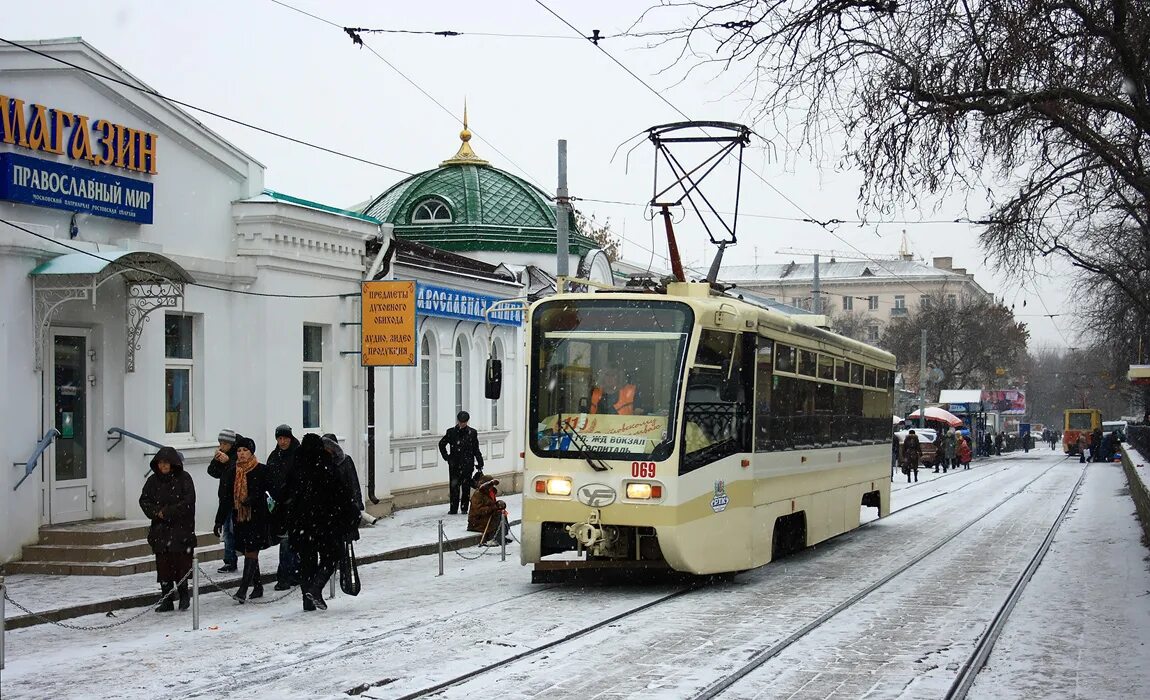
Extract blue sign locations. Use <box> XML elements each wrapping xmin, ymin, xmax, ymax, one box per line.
<box><xmin>0</xmin><ymin>152</ymin><xmax>153</xmax><ymax>224</ymax></box>
<box><xmin>415</xmin><ymin>282</ymin><xmax>523</xmax><ymax>326</ymax></box>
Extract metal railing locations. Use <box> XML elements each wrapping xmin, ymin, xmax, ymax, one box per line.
<box><xmin>13</xmin><ymin>428</ymin><xmax>60</xmax><ymax>491</ymax></box>
<box><xmin>106</xmin><ymin>427</ymin><xmax>168</xmax><ymax>476</ymax></box>
<box><xmin>1128</xmin><ymin>425</ymin><xmax>1150</xmax><ymax>460</ymax></box>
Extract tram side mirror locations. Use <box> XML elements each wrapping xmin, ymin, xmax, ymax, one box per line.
<box><xmin>485</xmin><ymin>358</ymin><xmax>503</xmax><ymax>400</ymax></box>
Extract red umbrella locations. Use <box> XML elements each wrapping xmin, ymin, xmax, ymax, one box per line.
<box><xmin>907</xmin><ymin>406</ymin><xmax>963</xmax><ymax>427</ymax></box>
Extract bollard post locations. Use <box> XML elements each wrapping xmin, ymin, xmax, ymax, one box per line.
<box><xmin>1</xmin><ymin>573</ymin><xmax>6</xmax><ymax>671</ymax></box>
<box><xmin>437</xmin><ymin>519</ymin><xmax>445</xmax><ymax>576</ymax></box>
<box><xmin>500</xmin><ymin>515</ymin><xmax>507</xmax><ymax>562</ymax></box>
<box><xmin>192</xmin><ymin>554</ymin><xmax>200</xmax><ymax>631</ymax></box>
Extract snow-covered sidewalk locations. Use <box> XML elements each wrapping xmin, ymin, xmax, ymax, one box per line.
<box><xmin>3</xmin><ymin>494</ymin><xmax>522</xmax><ymax>621</ymax></box>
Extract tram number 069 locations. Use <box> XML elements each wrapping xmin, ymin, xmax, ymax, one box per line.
<box><xmin>631</xmin><ymin>461</ymin><xmax>657</xmax><ymax>478</ymax></box>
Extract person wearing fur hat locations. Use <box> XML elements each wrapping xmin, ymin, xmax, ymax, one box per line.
<box><xmin>207</xmin><ymin>428</ymin><xmax>240</xmax><ymax>573</ymax></box>
<box><xmin>139</xmin><ymin>446</ymin><xmax>196</xmax><ymax>612</ymax></box>
<box><xmin>214</xmin><ymin>436</ymin><xmax>273</xmax><ymax>603</ymax></box>
<box><xmin>467</xmin><ymin>474</ymin><xmax>509</xmax><ymax>544</ymax></box>
<box><xmin>268</xmin><ymin>424</ymin><xmax>300</xmax><ymax>590</ymax></box>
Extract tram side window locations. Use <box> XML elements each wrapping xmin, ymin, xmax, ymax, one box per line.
<box><xmin>798</xmin><ymin>350</ymin><xmax>817</xmax><ymax>377</ymax></box>
<box><xmin>775</xmin><ymin>344</ymin><xmax>796</xmax><ymax>373</ymax></box>
<box><xmin>754</xmin><ymin>339</ymin><xmax>774</xmax><ymax>451</ymax></box>
<box><xmin>682</xmin><ymin>331</ymin><xmax>755</xmax><ymax>473</ymax></box>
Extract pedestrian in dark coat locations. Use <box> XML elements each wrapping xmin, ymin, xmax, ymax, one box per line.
<box><xmin>902</xmin><ymin>430</ymin><xmax>921</xmax><ymax>483</ymax></box>
<box><xmin>267</xmin><ymin>424</ymin><xmax>300</xmax><ymax>590</ymax></box>
<box><xmin>214</xmin><ymin>436</ymin><xmax>272</xmax><ymax>603</ymax></box>
<box><xmin>207</xmin><ymin>429</ymin><xmax>240</xmax><ymax>573</ymax></box>
<box><xmin>322</xmin><ymin>433</ymin><xmax>363</xmax><ymax>543</ymax></box>
<box><xmin>439</xmin><ymin>411</ymin><xmax>484</xmax><ymax>515</ymax></box>
<box><xmin>468</xmin><ymin>474</ymin><xmax>509</xmax><ymax>544</ymax></box>
<box><xmin>283</xmin><ymin>433</ymin><xmax>360</xmax><ymax>611</ymax></box>
<box><xmin>139</xmin><ymin>446</ymin><xmax>196</xmax><ymax>612</ymax></box>
<box><xmin>1091</xmin><ymin>427</ymin><xmax>1105</xmax><ymax>462</ymax></box>
<box><xmin>994</xmin><ymin>432</ymin><xmax>1004</xmax><ymax>456</ymax></box>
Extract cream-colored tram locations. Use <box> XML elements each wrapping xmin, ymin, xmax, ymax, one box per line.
<box><xmin>516</xmin><ymin>281</ymin><xmax>895</xmax><ymax>581</ymax></box>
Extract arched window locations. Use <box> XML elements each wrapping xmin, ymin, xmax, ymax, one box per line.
<box><xmin>454</xmin><ymin>337</ymin><xmax>470</xmax><ymax>418</ymax></box>
<box><xmin>420</xmin><ymin>335</ymin><xmax>433</xmax><ymax>432</ymax></box>
<box><xmin>490</xmin><ymin>341</ymin><xmax>503</xmax><ymax>429</ymax></box>
<box><xmin>412</xmin><ymin>199</ymin><xmax>452</xmax><ymax>223</ymax></box>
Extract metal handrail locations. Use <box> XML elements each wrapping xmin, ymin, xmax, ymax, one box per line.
<box><xmin>106</xmin><ymin>427</ymin><xmax>168</xmax><ymax>476</ymax></box>
<box><xmin>13</xmin><ymin>428</ymin><xmax>61</xmax><ymax>491</ymax></box>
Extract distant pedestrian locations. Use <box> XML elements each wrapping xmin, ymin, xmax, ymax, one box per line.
<box><xmin>1091</xmin><ymin>427</ymin><xmax>1104</xmax><ymax>462</ymax></box>
<box><xmin>943</xmin><ymin>429</ymin><xmax>957</xmax><ymax>472</ymax></box>
<box><xmin>214</xmin><ymin>436</ymin><xmax>272</xmax><ymax>603</ymax></box>
<box><xmin>891</xmin><ymin>433</ymin><xmax>899</xmax><ymax>479</ymax></box>
<box><xmin>208</xmin><ymin>429</ymin><xmax>240</xmax><ymax>573</ymax></box>
<box><xmin>439</xmin><ymin>411</ymin><xmax>484</xmax><ymax>515</ymax></box>
<box><xmin>283</xmin><ymin>433</ymin><xmax>360</xmax><ymax>611</ymax></box>
<box><xmin>468</xmin><ymin>474</ymin><xmax>510</xmax><ymax>545</ymax></box>
<box><xmin>267</xmin><ymin>424</ymin><xmax>300</xmax><ymax>591</ymax></box>
<box><xmin>994</xmin><ymin>432</ymin><xmax>1004</xmax><ymax>456</ymax></box>
<box><xmin>902</xmin><ymin>430</ymin><xmax>921</xmax><ymax>483</ymax></box>
<box><xmin>139</xmin><ymin>446</ymin><xmax>196</xmax><ymax>612</ymax></box>
<box><xmin>983</xmin><ymin>432</ymin><xmax>993</xmax><ymax>457</ymax></box>
<box><xmin>957</xmin><ymin>436</ymin><xmax>972</xmax><ymax>469</ymax></box>
<box><xmin>1077</xmin><ymin>433</ymin><xmax>1088</xmax><ymax>463</ymax></box>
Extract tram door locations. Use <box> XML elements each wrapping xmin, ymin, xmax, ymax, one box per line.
<box><xmin>45</xmin><ymin>328</ymin><xmax>93</xmax><ymax>524</ymax></box>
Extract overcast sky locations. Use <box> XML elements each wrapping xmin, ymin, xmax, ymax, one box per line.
<box><xmin>4</xmin><ymin>0</ymin><xmax>1075</xmax><ymax>349</ymax></box>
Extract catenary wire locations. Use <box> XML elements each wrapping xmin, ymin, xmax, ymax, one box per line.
<box><xmin>1</xmin><ymin>218</ymin><xmax>362</xmax><ymax>299</ymax></box>
<box><xmin>267</xmin><ymin>0</ymin><xmax>552</xmax><ymax>195</ymax></box>
<box><xmin>529</xmin><ymin>1</ymin><xmax>979</xmax><ymax>301</ymax></box>
<box><xmin>0</xmin><ymin>37</ymin><xmax>413</xmax><ymax>177</ymax></box>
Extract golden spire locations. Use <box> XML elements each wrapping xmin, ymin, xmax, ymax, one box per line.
<box><xmin>440</xmin><ymin>99</ymin><xmax>489</xmax><ymax>166</ymax></box>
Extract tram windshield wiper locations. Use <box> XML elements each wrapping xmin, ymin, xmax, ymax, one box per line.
<box><xmin>559</xmin><ymin>423</ymin><xmax>611</xmax><ymax>472</ymax></box>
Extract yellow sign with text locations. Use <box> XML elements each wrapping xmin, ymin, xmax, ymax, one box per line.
<box><xmin>361</xmin><ymin>281</ymin><xmax>416</xmax><ymax>366</ymax></box>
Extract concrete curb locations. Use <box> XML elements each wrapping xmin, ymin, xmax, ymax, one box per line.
<box><xmin>1119</xmin><ymin>445</ymin><xmax>1150</xmax><ymax>548</ymax></box>
<box><xmin>4</xmin><ymin>519</ymin><xmax>522</xmax><ymax>630</ymax></box>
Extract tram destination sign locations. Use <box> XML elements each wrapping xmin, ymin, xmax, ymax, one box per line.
<box><xmin>361</xmin><ymin>280</ymin><xmax>417</xmax><ymax>366</ymax></box>
<box><xmin>0</xmin><ymin>152</ymin><xmax>153</xmax><ymax>223</ymax></box>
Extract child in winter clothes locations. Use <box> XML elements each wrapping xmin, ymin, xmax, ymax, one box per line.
<box><xmin>467</xmin><ymin>474</ymin><xmax>509</xmax><ymax>544</ymax></box>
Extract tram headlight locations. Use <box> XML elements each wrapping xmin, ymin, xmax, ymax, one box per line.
<box><xmin>542</xmin><ymin>478</ymin><xmax>572</xmax><ymax>496</ymax></box>
<box><xmin>626</xmin><ymin>482</ymin><xmax>663</xmax><ymax>500</ymax></box>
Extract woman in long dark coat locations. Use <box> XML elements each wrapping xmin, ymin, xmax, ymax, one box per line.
<box><xmin>283</xmin><ymin>433</ymin><xmax>359</xmax><ymax>611</ymax></box>
<box><xmin>214</xmin><ymin>436</ymin><xmax>273</xmax><ymax>603</ymax></box>
<box><xmin>139</xmin><ymin>446</ymin><xmax>196</xmax><ymax>612</ymax></box>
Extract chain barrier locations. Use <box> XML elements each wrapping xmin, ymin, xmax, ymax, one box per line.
<box><xmin>449</xmin><ymin>513</ymin><xmax>518</xmax><ymax>560</ymax></box>
<box><xmin>2</xmin><ymin>567</ymin><xmax>191</xmax><ymax>632</ymax></box>
<box><xmin>194</xmin><ymin>564</ymin><xmax>298</xmax><ymax>605</ymax></box>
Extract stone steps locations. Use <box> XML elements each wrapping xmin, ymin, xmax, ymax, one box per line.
<box><xmin>9</xmin><ymin>519</ymin><xmax>226</xmax><ymax>576</ymax></box>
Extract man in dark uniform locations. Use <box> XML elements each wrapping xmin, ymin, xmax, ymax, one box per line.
<box><xmin>439</xmin><ymin>411</ymin><xmax>485</xmax><ymax>515</ymax></box>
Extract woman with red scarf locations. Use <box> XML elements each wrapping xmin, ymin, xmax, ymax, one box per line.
<box><xmin>214</xmin><ymin>436</ymin><xmax>272</xmax><ymax>603</ymax></box>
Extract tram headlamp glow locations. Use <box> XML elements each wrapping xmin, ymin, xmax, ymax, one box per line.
<box><xmin>545</xmin><ymin>478</ymin><xmax>572</xmax><ymax>496</ymax></box>
<box><xmin>626</xmin><ymin>483</ymin><xmax>663</xmax><ymax>500</ymax></box>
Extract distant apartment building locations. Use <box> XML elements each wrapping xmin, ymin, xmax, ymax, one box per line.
<box><xmin>719</xmin><ymin>255</ymin><xmax>993</xmax><ymax>343</ymax></box>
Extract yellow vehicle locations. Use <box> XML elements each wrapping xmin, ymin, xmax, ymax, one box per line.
<box><xmin>1063</xmin><ymin>408</ymin><xmax>1102</xmax><ymax>455</ymax></box>
<box><xmin>509</xmin><ymin>282</ymin><xmax>895</xmax><ymax>580</ymax></box>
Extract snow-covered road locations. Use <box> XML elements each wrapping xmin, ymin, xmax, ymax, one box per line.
<box><xmin>2</xmin><ymin>452</ymin><xmax>1148</xmax><ymax>700</ymax></box>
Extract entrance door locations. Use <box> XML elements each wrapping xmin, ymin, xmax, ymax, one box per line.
<box><xmin>47</xmin><ymin>329</ymin><xmax>92</xmax><ymax>523</ymax></box>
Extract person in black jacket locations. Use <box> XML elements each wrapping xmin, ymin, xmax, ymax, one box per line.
<box><xmin>139</xmin><ymin>446</ymin><xmax>196</xmax><ymax>612</ymax></box>
<box><xmin>283</xmin><ymin>433</ymin><xmax>360</xmax><ymax>611</ymax></box>
<box><xmin>322</xmin><ymin>433</ymin><xmax>363</xmax><ymax>544</ymax></box>
<box><xmin>214</xmin><ymin>436</ymin><xmax>272</xmax><ymax>603</ymax></box>
<box><xmin>207</xmin><ymin>429</ymin><xmax>240</xmax><ymax>573</ymax></box>
<box><xmin>267</xmin><ymin>424</ymin><xmax>300</xmax><ymax>590</ymax></box>
<box><xmin>438</xmin><ymin>411</ymin><xmax>484</xmax><ymax>515</ymax></box>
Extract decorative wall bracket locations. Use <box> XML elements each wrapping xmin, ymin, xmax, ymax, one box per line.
<box><xmin>126</xmin><ymin>281</ymin><xmax>185</xmax><ymax>372</ymax></box>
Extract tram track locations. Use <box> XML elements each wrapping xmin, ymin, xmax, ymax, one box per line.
<box><xmin>688</xmin><ymin>461</ymin><xmax>1083</xmax><ymax>700</ymax></box>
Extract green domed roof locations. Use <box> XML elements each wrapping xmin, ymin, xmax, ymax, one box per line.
<box><xmin>360</xmin><ymin>124</ymin><xmax>595</xmax><ymax>256</ymax></box>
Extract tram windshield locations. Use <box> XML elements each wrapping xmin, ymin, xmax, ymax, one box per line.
<box><xmin>530</xmin><ymin>298</ymin><xmax>693</xmax><ymax>461</ymax></box>
<box><xmin>1066</xmin><ymin>412</ymin><xmax>1095</xmax><ymax>430</ymax></box>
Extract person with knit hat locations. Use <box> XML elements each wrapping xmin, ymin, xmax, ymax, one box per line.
<box><xmin>467</xmin><ymin>473</ymin><xmax>509</xmax><ymax>545</ymax></box>
<box><xmin>207</xmin><ymin>428</ymin><xmax>241</xmax><ymax>573</ymax></box>
<box><xmin>438</xmin><ymin>411</ymin><xmax>484</xmax><ymax>515</ymax></box>
<box><xmin>214</xmin><ymin>436</ymin><xmax>273</xmax><ymax>603</ymax></box>
<box><xmin>267</xmin><ymin>424</ymin><xmax>300</xmax><ymax>590</ymax></box>
<box><xmin>139</xmin><ymin>446</ymin><xmax>196</xmax><ymax>612</ymax></box>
